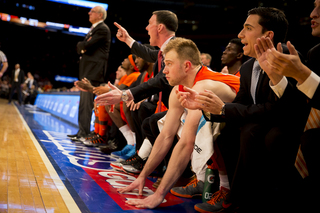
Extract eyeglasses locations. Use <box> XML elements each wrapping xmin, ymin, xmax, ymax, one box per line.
<box><xmin>89</xmin><ymin>10</ymin><xmax>100</xmax><ymax>13</ymax></box>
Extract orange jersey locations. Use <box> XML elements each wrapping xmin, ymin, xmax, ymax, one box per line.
<box><xmin>234</xmin><ymin>70</ymin><xmax>241</xmax><ymax>77</ymax></box>
<box><xmin>118</xmin><ymin>75</ymin><xmax>127</xmax><ymax>85</ymax></box>
<box><xmin>121</xmin><ymin>72</ymin><xmax>141</xmax><ymax>87</ymax></box>
<box><xmin>194</xmin><ymin>66</ymin><xmax>240</xmax><ymax>93</ymax></box>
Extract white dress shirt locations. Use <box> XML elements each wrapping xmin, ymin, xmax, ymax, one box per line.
<box><xmin>270</xmin><ymin>72</ymin><xmax>320</xmax><ymax>99</ymax></box>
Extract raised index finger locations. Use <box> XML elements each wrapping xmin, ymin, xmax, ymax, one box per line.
<box><xmin>114</xmin><ymin>22</ymin><xmax>123</xmax><ymax>29</ymax></box>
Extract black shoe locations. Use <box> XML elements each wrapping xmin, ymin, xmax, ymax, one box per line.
<box><xmin>67</xmin><ymin>133</ymin><xmax>78</xmax><ymax>138</ymax></box>
<box><xmin>70</xmin><ymin>136</ymin><xmax>81</xmax><ymax>141</ymax></box>
<box><xmin>83</xmin><ymin>131</ymin><xmax>97</xmax><ymax>140</ymax></box>
<box><xmin>83</xmin><ymin>134</ymin><xmax>108</xmax><ymax>147</ymax></box>
<box><xmin>121</xmin><ymin>154</ymin><xmax>146</xmax><ymax>174</ymax></box>
<box><xmin>110</xmin><ymin>152</ymin><xmax>140</xmax><ymax>171</ymax></box>
<box><xmin>100</xmin><ymin>138</ymin><xmax>120</xmax><ymax>154</ymax></box>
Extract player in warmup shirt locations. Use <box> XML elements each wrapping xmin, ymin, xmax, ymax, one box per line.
<box><xmin>115</xmin><ymin>37</ymin><xmax>239</xmax><ymax>210</ymax></box>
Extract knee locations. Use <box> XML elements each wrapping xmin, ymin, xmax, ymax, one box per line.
<box><xmin>141</xmin><ymin>117</ymin><xmax>151</xmax><ymax>133</ymax></box>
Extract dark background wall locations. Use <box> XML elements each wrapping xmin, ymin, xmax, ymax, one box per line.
<box><xmin>0</xmin><ymin>0</ymin><xmax>319</xmax><ymax>89</ymax></box>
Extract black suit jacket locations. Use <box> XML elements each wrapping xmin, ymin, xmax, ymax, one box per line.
<box><xmin>11</xmin><ymin>69</ymin><xmax>25</xmax><ymax>85</ymax></box>
<box><xmin>77</xmin><ymin>22</ymin><xmax>111</xmax><ymax>85</ymax></box>
<box><xmin>25</xmin><ymin>78</ymin><xmax>37</xmax><ymax>90</ymax></box>
<box><xmin>312</xmin><ymin>85</ymin><xmax>320</xmax><ymax>110</ymax></box>
<box><xmin>130</xmin><ymin>41</ymin><xmax>173</xmax><ymax>108</ymax></box>
<box><xmin>215</xmin><ymin>49</ymin><xmax>309</xmax><ymax>133</ymax></box>
<box><xmin>306</xmin><ymin>43</ymin><xmax>320</xmax><ymax>110</ymax></box>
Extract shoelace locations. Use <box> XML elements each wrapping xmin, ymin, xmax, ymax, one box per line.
<box><xmin>85</xmin><ymin>133</ymin><xmax>97</xmax><ymax>140</ymax></box>
<box><xmin>91</xmin><ymin>135</ymin><xmax>100</xmax><ymax>144</ymax></box>
<box><xmin>92</xmin><ymin>135</ymin><xmax>106</xmax><ymax>144</ymax></box>
<box><xmin>207</xmin><ymin>189</ymin><xmax>228</xmax><ymax>205</ymax></box>
<box><xmin>126</xmin><ymin>156</ymin><xmax>137</xmax><ymax>162</ymax></box>
<box><xmin>88</xmin><ymin>135</ymin><xmax>99</xmax><ymax>142</ymax></box>
<box><xmin>183</xmin><ymin>178</ymin><xmax>198</xmax><ymax>189</ymax></box>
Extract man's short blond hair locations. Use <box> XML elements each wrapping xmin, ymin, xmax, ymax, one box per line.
<box><xmin>164</xmin><ymin>37</ymin><xmax>201</xmax><ymax>66</ymax></box>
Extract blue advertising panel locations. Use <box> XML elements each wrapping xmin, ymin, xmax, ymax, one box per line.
<box><xmin>34</xmin><ymin>92</ymin><xmax>95</xmax><ymax>130</ymax></box>
<box><xmin>35</xmin><ymin>93</ymin><xmax>80</xmax><ymax>125</ymax></box>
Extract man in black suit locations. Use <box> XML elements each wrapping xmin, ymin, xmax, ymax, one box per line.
<box><xmin>95</xmin><ymin>10</ymin><xmax>177</xmax><ymax>159</ymax></box>
<box><xmin>95</xmin><ymin>10</ymin><xmax>177</xmax><ymax>109</ymax></box>
<box><xmin>69</xmin><ymin>5</ymin><xmax>111</xmax><ymax>140</ymax></box>
<box><xmin>8</xmin><ymin>63</ymin><xmax>25</xmax><ymax>105</ymax></box>
<box><xmin>177</xmin><ymin>7</ymin><xmax>308</xmax><ymax>212</ymax></box>
<box><xmin>255</xmin><ymin>1</ymin><xmax>320</xmax><ymax>210</ymax></box>
<box><xmin>94</xmin><ymin>11</ymin><xmax>199</xmax><ymax>187</ymax></box>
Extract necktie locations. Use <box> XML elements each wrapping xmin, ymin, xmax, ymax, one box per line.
<box><xmin>85</xmin><ymin>26</ymin><xmax>93</xmax><ymax>39</ymax></box>
<box><xmin>250</xmin><ymin>60</ymin><xmax>261</xmax><ymax>104</ymax></box>
<box><xmin>295</xmin><ymin>107</ymin><xmax>320</xmax><ymax>178</ymax></box>
<box><xmin>157</xmin><ymin>50</ymin><xmax>163</xmax><ymax>113</ymax></box>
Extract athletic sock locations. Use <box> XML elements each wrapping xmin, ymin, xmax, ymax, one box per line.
<box><xmin>119</xmin><ymin>124</ymin><xmax>135</xmax><ymax>145</ymax></box>
<box><xmin>137</xmin><ymin>138</ymin><xmax>152</xmax><ymax>159</ymax></box>
<box><xmin>219</xmin><ymin>173</ymin><xmax>230</xmax><ymax>190</ymax></box>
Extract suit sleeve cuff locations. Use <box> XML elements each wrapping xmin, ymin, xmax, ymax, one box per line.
<box><xmin>127</xmin><ymin>89</ymin><xmax>134</xmax><ymax>101</ymax></box>
<box><xmin>297</xmin><ymin>71</ymin><xmax>320</xmax><ymax>99</ymax></box>
<box><xmin>129</xmin><ymin>40</ymin><xmax>136</xmax><ymax>48</ymax></box>
<box><xmin>269</xmin><ymin>76</ymin><xmax>287</xmax><ymax>98</ymax></box>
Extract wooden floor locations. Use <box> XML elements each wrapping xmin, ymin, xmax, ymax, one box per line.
<box><xmin>0</xmin><ymin>98</ymin><xmax>79</xmax><ymax>213</ymax></box>
<box><xmin>0</xmin><ymin>96</ymin><xmax>200</xmax><ymax>213</ymax></box>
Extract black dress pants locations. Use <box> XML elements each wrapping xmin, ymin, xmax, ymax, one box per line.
<box><xmin>9</xmin><ymin>82</ymin><xmax>22</xmax><ymax>104</ymax></box>
<box><xmin>300</xmin><ymin>128</ymin><xmax>320</xmax><ymax>211</ymax></box>
<box><xmin>131</xmin><ymin>101</ymin><xmax>157</xmax><ymax>150</ymax></box>
<box><xmin>217</xmin><ymin>122</ymin><xmax>303</xmax><ymax>212</ymax></box>
<box><xmin>77</xmin><ymin>91</ymin><xmax>95</xmax><ymax>137</ymax></box>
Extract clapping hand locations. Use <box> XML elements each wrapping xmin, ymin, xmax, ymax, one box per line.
<box><xmin>74</xmin><ymin>78</ymin><xmax>94</xmax><ymax>93</ymax></box>
<box><xmin>95</xmin><ymin>82</ymin><xmax>122</xmax><ymax>105</ymax></box>
<box><xmin>93</xmin><ymin>84</ymin><xmax>111</xmax><ymax>95</ymax></box>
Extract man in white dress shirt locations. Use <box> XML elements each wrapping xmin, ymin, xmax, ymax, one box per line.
<box><xmin>254</xmin><ymin>0</ymin><xmax>320</xmax><ymax>211</ymax></box>
<box><xmin>8</xmin><ymin>63</ymin><xmax>25</xmax><ymax>105</ymax></box>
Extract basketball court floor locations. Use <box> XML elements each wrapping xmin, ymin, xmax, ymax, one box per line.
<box><xmin>0</xmin><ymin>98</ymin><xmax>201</xmax><ymax>212</ymax></box>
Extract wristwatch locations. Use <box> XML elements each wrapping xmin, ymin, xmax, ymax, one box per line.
<box><xmin>220</xmin><ymin>104</ymin><xmax>226</xmax><ymax>116</ymax></box>
<box><xmin>121</xmin><ymin>91</ymin><xmax>129</xmax><ymax>101</ymax></box>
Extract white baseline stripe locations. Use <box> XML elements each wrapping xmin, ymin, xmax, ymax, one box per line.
<box><xmin>14</xmin><ymin>105</ymin><xmax>81</xmax><ymax>213</ymax></box>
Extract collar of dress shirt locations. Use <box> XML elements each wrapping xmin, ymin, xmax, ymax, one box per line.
<box><xmin>160</xmin><ymin>36</ymin><xmax>174</xmax><ymax>52</ymax></box>
<box><xmin>92</xmin><ymin>20</ymin><xmax>103</xmax><ymax>29</ymax></box>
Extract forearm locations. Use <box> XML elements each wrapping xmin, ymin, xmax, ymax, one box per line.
<box><xmin>139</xmin><ymin>133</ymin><xmax>174</xmax><ymax>179</ymax></box>
<box><xmin>155</xmin><ymin>139</ymin><xmax>194</xmax><ymax>198</ymax></box>
<box><xmin>0</xmin><ymin>62</ymin><xmax>8</xmax><ymax>74</ymax></box>
<box><xmin>294</xmin><ymin>63</ymin><xmax>312</xmax><ymax>85</ymax></box>
<box><xmin>125</xmin><ymin>37</ymin><xmax>135</xmax><ymax>48</ymax></box>
<box><xmin>268</xmin><ymin>73</ymin><xmax>284</xmax><ymax>87</ymax></box>
<box><xmin>154</xmin><ymin>107</ymin><xmax>199</xmax><ymax>198</ymax></box>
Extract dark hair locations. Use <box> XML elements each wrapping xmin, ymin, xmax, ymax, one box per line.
<box><xmin>248</xmin><ymin>7</ymin><xmax>288</xmax><ymax>44</ymax></box>
<box><xmin>229</xmin><ymin>38</ymin><xmax>249</xmax><ymax>64</ymax></box>
<box><xmin>229</xmin><ymin>38</ymin><xmax>243</xmax><ymax>53</ymax></box>
<box><xmin>131</xmin><ymin>54</ymin><xmax>136</xmax><ymax>62</ymax></box>
<box><xmin>153</xmin><ymin>10</ymin><xmax>178</xmax><ymax>32</ymax></box>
